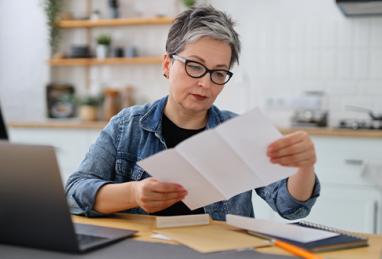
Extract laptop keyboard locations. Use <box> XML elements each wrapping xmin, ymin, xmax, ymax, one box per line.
<box><xmin>76</xmin><ymin>233</ymin><xmax>109</xmax><ymax>246</ymax></box>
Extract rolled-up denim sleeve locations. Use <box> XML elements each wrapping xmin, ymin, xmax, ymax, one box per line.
<box><xmin>64</xmin><ymin>116</ymin><xmax>120</xmax><ymax>217</ymax></box>
<box><xmin>255</xmin><ymin>174</ymin><xmax>321</xmax><ymax>220</ymax></box>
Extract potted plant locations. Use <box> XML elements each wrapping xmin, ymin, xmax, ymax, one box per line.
<box><xmin>182</xmin><ymin>0</ymin><xmax>196</xmax><ymax>8</ymax></box>
<box><xmin>96</xmin><ymin>34</ymin><xmax>112</xmax><ymax>59</ymax></box>
<box><xmin>77</xmin><ymin>95</ymin><xmax>102</xmax><ymax>121</ymax></box>
<box><xmin>43</xmin><ymin>0</ymin><xmax>63</xmax><ymax>56</ymax></box>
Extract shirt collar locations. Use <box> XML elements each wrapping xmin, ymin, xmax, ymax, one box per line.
<box><xmin>139</xmin><ymin>95</ymin><xmax>223</xmax><ymax>133</ymax></box>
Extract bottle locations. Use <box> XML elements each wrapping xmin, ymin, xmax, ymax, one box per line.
<box><xmin>121</xmin><ymin>85</ymin><xmax>136</xmax><ymax>108</ymax></box>
<box><xmin>103</xmin><ymin>88</ymin><xmax>120</xmax><ymax>121</ymax></box>
<box><xmin>108</xmin><ymin>0</ymin><xmax>119</xmax><ymax>19</ymax></box>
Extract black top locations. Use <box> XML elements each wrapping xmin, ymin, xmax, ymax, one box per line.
<box><xmin>152</xmin><ymin>114</ymin><xmax>205</xmax><ymax>216</ymax></box>
<box><xmin>0</xmin><ymin>107</ymin><xmax>8</xmax><ymax>140</ymax></box>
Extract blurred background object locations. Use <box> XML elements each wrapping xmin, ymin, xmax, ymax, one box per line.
<box><xmin>103</xmin><ymin>87</ymin><xmax>121</xmax><ymax>121</ymax></box>
<box><xmin>291</xmin><ymin>91</ymin><xmax>329</xmax><ymax>128</ymax></box>
<box><xmin>46</xmin><ymin>83</ymin><xmax>76</xmax><ymax>119</ymax></box>
<box><xmin>77</xmin><ymin>94</ymin><xmax>103</xmax><ymax>121</ymax></box>
<box><xmin>96</xmin><ymin>34</ymin><xmax>112</xmax><ymax>59</ymax></box>
<box><xmin>108</xmin><ymin>0</ymin><xmax>120</xmax><ymax>19</ymax></box>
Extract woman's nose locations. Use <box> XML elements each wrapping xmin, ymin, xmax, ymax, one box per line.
<box><xmin>197</xmin><ymin>72</ymin><xmax>213</xmax><ymax>88</ymax></box>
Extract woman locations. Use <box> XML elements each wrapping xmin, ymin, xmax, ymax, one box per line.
<box><xmin>65</xmin><ymin>5</ymin><xmax>320</xmax><ymax>221</ymax></box>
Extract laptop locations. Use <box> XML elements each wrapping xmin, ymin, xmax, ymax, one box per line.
<box><xmin>0</xmin><ymin>106</ymin><xmax>8</xmax><ymax>140</ymax></box>
<box><xmin>0</xmin><ymin>140</ymin><xmax>137</xmax><ymax>253</ymax></box>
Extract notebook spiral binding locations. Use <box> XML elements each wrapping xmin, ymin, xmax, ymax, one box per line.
<box><xmin>298</xmin><ymin>220</ymin><xmax>368</xmax><ymax>240</ymax></box>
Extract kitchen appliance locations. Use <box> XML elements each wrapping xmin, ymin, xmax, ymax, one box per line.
<box><xmin>336</xmin><ymin>0</ymin><xmax>382</xmax><ymax>16</ymax></box>
<box><xmin>291</xmin><ymin>91</ymin><xmax>329</xmax><ymax>127</ymax></box>
<box><xmin>291</xmin><ymin>110</ymin><xmax>328</xmax><ymax>127</ymax></box>
<box><xmin>338</xmin><ymin>119</ymin><xmax>382</xmax><ymax>130</ymax></box>
<box><xmin>337</xmin><ymin>105</ymin><xmax>382</xmax><ymax>130</ymax></box>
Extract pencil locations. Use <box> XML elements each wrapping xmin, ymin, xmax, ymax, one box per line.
<box><xmin>273</xmin><ymin>239</ymin><xmax>323</xmax><ymax>259</ymax></box>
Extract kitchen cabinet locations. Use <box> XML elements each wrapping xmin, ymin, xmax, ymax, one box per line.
<box><xmin>253</xmin><ymin>135</ymin><xmax>382</xmax><ymax>234</ymax></box>
<box><xmin>8</xmin><ymin>127</ymin><xmax>101</xmax><ymax>183</ymax></box>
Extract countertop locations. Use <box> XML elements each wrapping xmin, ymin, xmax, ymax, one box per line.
<box><xmin>8</xmin><ymin>121</ymin><xmax>382</xmax><ymax>138</ymax></box>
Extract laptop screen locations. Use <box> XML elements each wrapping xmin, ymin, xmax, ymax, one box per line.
<box><xmin>0</xmin><ymin>106</ymin><xmax>9</xmax><ymax>140</ymax></box>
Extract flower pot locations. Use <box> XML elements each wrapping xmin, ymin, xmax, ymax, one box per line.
<box><xmin>96</xmin><ymin>44</ymin><xmax>110</xmax><ymax>59</ymax></box>
<box><xmin>79</xmin><ymin>105</ymin><xmax>98</xmax><ymax>121</ymax></box>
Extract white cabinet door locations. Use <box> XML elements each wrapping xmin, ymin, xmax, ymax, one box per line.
<box><xmin>9</xmin><ymin>128</ymin><xmax>101</xmax><ymax>183</ymax></box>
<box><xmin>313</xmin><ymin>136</ymin><xmax>382</xmax><ymax>187</ymax></box>
<box><xmin>305</xmin><ymin>184</ymin><xmax>381</xmax><ymax>234</ymax></box>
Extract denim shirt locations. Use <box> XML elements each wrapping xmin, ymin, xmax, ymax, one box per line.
<box><xmin>65</xmin><ymin>96</ymin><xmax>320</xmax><ymax>221</ymax></box>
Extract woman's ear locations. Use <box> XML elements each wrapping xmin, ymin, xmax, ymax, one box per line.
<box><xmin>162</xmin><ymin>52</ymin><xmax>171</xmax><ymax>79</ymax></box>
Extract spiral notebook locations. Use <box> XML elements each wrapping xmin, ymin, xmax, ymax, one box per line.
<box><xmin>226</xmin><ymin>215</ymin><xmax>368</xmax><ymax>253</ymax></box>
<box><xmin>249</xmin><ymin>221</ymin><xmax>369</xmax><ymax>252</ymax></box>
<box><xmin>287</xmin><ymin>221</ymin><xmax>369</xmax><ymax>252</ymax></box>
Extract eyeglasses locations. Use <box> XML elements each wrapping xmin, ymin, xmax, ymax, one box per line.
<box><xmin>170</xmin><ymin>54</ymin><xmax>233</xmax><ymax>85</ymax></box>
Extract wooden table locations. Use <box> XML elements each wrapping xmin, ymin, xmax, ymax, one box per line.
<box><xmin>73</xmin><ymin>214</ymin><xmax>382</xmax><ymax>259</ymax></box>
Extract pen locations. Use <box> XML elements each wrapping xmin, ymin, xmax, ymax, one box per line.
<box><xmin>272</xmin><ymin>239</ymin><xmax>323</xmax><ymax>259</ymax></box>
<box><xmin>247</xmin><ymin>230</ymin><xmax>323</xmax><ymax>259</ymax></box>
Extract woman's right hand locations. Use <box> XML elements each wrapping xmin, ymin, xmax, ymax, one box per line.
<box><xmin>132</xmin><ymin>178</ymin><xmax>188</xmax><ymax>213</ymax></box>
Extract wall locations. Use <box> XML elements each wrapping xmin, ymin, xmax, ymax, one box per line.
<box><xmin>0</xmin><ymin>0</ymin><xmax>49</xmax><ymax>121</ymax></box>
<box><xmin>211</xmin><ymin>0</ymin><xmax>382</xmax><ymax>126</ymax></box>
<box><xmin>1</xmin><ymin>0</ymin><xmax>382</xmax><ymax>127</ymax></box>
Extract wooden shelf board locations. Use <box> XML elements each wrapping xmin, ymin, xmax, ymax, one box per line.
<box><xmin>49</xmin><ymin>56</ymin><xmax>163</xmax><ymax>66</ymax></box>
<box><xmin>57</xmin><ymin>17</ymin><xmax>174</xmax><ymax>28</ymax></box>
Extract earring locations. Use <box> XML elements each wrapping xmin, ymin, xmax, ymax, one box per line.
<box><xmin>163</xmin><ymin>73</ymin><xmax>168</xmax><ymax>79</ymax></box>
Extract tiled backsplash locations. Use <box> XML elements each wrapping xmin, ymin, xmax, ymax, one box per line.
<box><xmin>1</xmin><ymin>0</ymin><xmax>382</xmax><ymax>128</ymax></box>
<box><xmin>212</xmin><ymin>0</ymin><xmax>382</xmax><ymax>127</ymax></box>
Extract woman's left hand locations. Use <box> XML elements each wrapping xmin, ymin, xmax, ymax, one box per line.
<box><xmin>267</xmin><ymin>131</ymin><xmax>316</xmax><ymax>170</ymax></box>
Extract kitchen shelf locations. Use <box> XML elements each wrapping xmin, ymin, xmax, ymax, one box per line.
<box><xmin>49</xmin><ymin>56</ymin><xmax>163</xmax><ymax>66</ymax></box>
<box><xmin>50</xmin><ymin>2</ymin><xmax>173</xmax><ymax>91</ymax></box>
<box><xmin>57</xmin><ymin>16</ymin><xmax>174</xmax><ymax>28</ymax></box>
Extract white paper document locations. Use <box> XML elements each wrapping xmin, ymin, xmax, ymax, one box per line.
<box><xmin>138</xmin><ymin>107</ymin><xmax>297</xmax><ymax>210</ymax></box>
<box><xmin>226</xmin><ymin>214</ymin><xmax>339</xmax><ymax>243</ymax></box>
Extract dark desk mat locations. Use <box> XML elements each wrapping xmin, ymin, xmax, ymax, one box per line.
<box><xmin>1</xmin><ymin>239</ymin><xmax>296</xmax><ymax>259</ymax></box>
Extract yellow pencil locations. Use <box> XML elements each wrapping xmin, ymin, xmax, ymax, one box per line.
<box><xmin>273</xmin><ymin>239</ymin><xmax>323</xmax><ymax>259</ymax></box>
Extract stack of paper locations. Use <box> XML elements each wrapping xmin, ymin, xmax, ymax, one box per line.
<box><xmin>156</xmin><ymin>214</ymin><xmax>210</xmax><ymax>228</ymax></box>
<box><xmin>138</xmin><ymin>108</ymin><xmax>297</xmax><ymax>210</ymax></box>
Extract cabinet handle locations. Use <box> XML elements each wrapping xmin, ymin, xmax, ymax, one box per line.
<box><xmin>373</xmin><ymin>201</ymin><xmax>379</xmax><ymax>234</ymax></box>
<box><xmin>344</xmin><ymin>159</ymin><xmax>364</xmax><ymax>165</ymax></box>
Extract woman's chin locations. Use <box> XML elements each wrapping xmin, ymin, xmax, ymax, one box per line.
<box><xmin>183</xmin><ymin>103</ymin><xmax>211</xmax><ymax>113</ymax></box>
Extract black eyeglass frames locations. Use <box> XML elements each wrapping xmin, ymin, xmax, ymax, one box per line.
<box><xmin>170</xmin><ymin>54</ymin><xmax>233</xmax><ymax>85</ymax></box>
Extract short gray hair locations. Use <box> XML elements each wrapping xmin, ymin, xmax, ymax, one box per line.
<box><xmin>166</xmin><ymin>5</ymin><xmax>241</xmax><ymax>68</ymax></box>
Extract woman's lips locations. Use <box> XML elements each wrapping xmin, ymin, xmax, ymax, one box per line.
<box><xmin>191</xmin><ymin>94</ymin><xmax>207</xmax><ymax>101</ymax></box>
